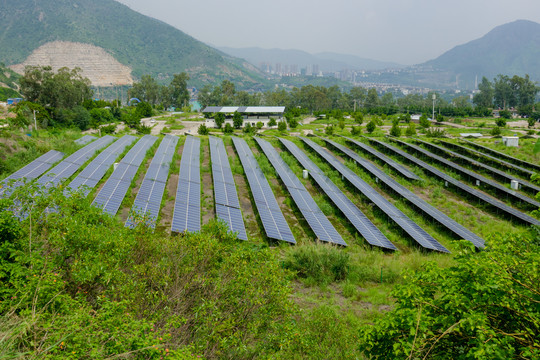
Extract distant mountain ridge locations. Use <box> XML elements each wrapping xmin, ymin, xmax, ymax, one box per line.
<box><xmin>218</xmin><ymin>46</ymin><xmax>403</xmax><ymax>73</ymax></box>
<box><xmin>420</xmin><ymin>19</ymin><xmax>540</xmax><ymax>88</ymax></box>
<box><xmin>0</xmin><ymin>0</ymin><xmax>265</xmax><ymax>88</ymax></box>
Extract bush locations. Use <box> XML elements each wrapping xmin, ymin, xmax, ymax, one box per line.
<box><xmin>288</xmin><ymin>117</ymin><xmax>299</xmax><ymax>129</ymax></box>
<box><xmin>223</xmin><ymin>123</ymin><xmax>234</xmax><ymax>134</ymax></box>
<box><xmin>495</xmin><ymin>118</ymin><xmax>507</xmax><ymax>127</ymax></box>
<box><xmin>405</xmin><ymin>122</ymin><xmax>417</xmax><ymax>136</ymax></box>
<box><xmin>353</xmin><ymin>112</ymin><xmax>363</xmax><ymax>124</ymax></box>
<box><xmin>351</xmin><ymin>125</ymin><xmax>362</xmax><ymax>136</ymax></box>
<box><xmin>197</xmin><ymin>124</ymin><xmax>209</xmax><ymax>135</ymax></box>
<box><xmin>277</xmin><ymin>121</ymin><xmax>287</xmax><ymax>132</ymax></box>
<box><xmin>490</xmin><ymin>126</ymin><xmax>502</xmax><ymax>136</ymax></box>
<box><xmin>419</xmin><ymin>114</ymin><xmax>430</xmax><ymax>128</ymax></box>
<box><xmin>436</xmin><ymin>113</ymin><xmax>445</xmax><ymax>123</ymax></box>
<box><xmin>214</xmin><ymin>112</ymin><xmax>225</xmax><ymax>128</ymax></box>
<box><xmin>499</xmin><ymin>109</ymin><xmax>512</xmax><ymax>119</ymax></box>
<box><xmin>283</xmin><ymin>244</ymin><xmax>350</xmax><ymax>285</ymax></box>
<box><xmin>338</xmin><ymin>120</ymin><xmax>345</xmax><ymax>130</ymax></box>
<box><xmin>360</xmin><ymin>233</ymin><xmax>540</xmax><ymax>359</ymax></box>
<box><xmin>425</xmin><ymin>127</ymin><xmax>446</xmax><ymax>138</ymax></box>
<box><xmin>100</xmin><ymin>124</ymin><xmax>116</xmax><ymax>134</ymax></box>
<box><xmin>325</xmin><ymin>125</ymin><xmax>334</xmax><ymax>136</ymax></box>
<box><xmin>389</xmin><ymin>123</ymin><xmax>402</xmax><ymax>137</ymax></box>
<box><xmin>366</xmin><ymin>120</ymin><xmax>377</xmax><ymax>133</ymax></box>
<box><xmin>268</xmin><ymin>118</ymin><xmax>277</xmax><ymax>127</ymax></box>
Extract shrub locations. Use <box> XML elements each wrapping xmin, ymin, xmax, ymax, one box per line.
<box><xmin>268</xmin><ymin>118</ymin><xmax>277</xmax><ymax>127</ymax></box>
<box><xmin>405</xmin><ymin>123</ymin><xmax>417</xmax><ymax>136</ymax></box>
<box><xmin>197</xmin><ymin>124</ymin><xmax>209</xmax><ymax>135</ymax></box>
<box><xmin>223</xmin><ymin>123</ymin><xmax>234</xmax><ymax>134</ymax></box>
<box><xmin>389</xmin><ymin>123</ymin><xmax>401</xmax><ymax>137</ymax></box>
<box><xmin>436</xmin><ymin>113</ymin><xmax>445</xmax><ymax>123</ymax></box>
<box><xmin>325</xmin><ymin>125</ymin><xmax>334</xmax><ymax>136</ymax></box>
<box><xmin>353</xmin><ymin>112</ymin><xmax>363</xmax><ymax>124</ymax></box>
<box><xmin>366</xmin><ymin>120</ymin><xmax>377</xmax><ymax>133</ymax></box>
<box><xmin>419</xmin><ymin>114</ymin><xmax>430</xmax><ymax>128</ymax></box>
<box><xmin>499</xmin><ymin>109</ymin><xmax>512</xmax><ymax>119</ymax></box>
<box><xmin>338</xmin><ymin>120</ymin><xmax>345</xmax><ymax>130</ymax></box>
<box><xmin>288</xmin><ymin>117</ymin><xmax>299</xmax><ymax>129</ymax></box>
<box><xmin>490</xmin><ymin>126</ymin><xmax>502</xmax><ymax>136</ymax></box>
<box><xmin>495</xmin><ymin>118</ymin><xmax>507</xmax><ymax>127</ymax></box>
<box><xmin>351</xmin><ymin>125</ymin><xmax>362</xmax><ymax>136</ymax></box>
<box><xmin>425</xmin><ymin>127</ymin><xmax>446</xmax><ymax>138</ymax></box>
<box><xmin>214</xmin><ymin>112</ymin><xmax>225</xmax><ymax>128</ymax></box>
<box><xmin>277</xmin><ymin>120</ymin><xmax>287</xmax><ymax>132</ymax></box>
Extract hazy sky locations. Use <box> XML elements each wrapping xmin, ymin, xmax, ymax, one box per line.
<box><xmin>115</xmin><ymin>0</ymin><xmax>540</xmax><ymax>65</ymax></box>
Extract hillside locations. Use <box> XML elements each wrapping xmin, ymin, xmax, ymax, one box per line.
<box><xmin>0</xmin><ymin>64</ymin><xmax>20</xmax><ymax>101</ymax></box>
<box><xmin>422</xmin><ymin>19</ymin><xmax>540</xmax><ymax>88</ymax></box>
<box><xmin>219</xmin><ymin>46</ymin><xmax>403</xmax><ymax>73</ymax></box>
<box><xmin>0</xmin><ymin>0</ymin><xmax>265</xmax><ymax>88</ymax></box>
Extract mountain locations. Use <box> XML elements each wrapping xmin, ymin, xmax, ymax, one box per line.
<box><xmin>0</xmin><ymin>0</ymin><xmax>265</xmax><ymax>88</ymax></box>
<box><xmin>218</xmin><ymin>47</ymin><xmax>403</xmax><ymax>73</ymax></box>
<box><xmin>0</xmin><ymin>64</ymin><xmax>20</xmax><ymax>101</ymax></box>
<box><xmin>421</xmin><ymin>20</ymin><xmax>540</xmax><ymax>88</ymax></box>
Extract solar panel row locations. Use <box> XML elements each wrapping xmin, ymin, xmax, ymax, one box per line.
<box><xmin>279</xmin><ymin>138</ymin><xmax>398</xmax><ymax>250</ymax></box>
<box><xmin>74</xmin><ymin>135</ymin><xmax>97</xmax><ymax>145</ymax></box>
<box><xmin>369</xmin><ymin>138</ymin><xmax>540</xmax><ymax>227</ymax></box>
<box><xmin>340</xmin><ymin>136</ymin><xmax>420</xmax><ymax>181</ymax></box>
<box><xmin>461</xmin><ymin>139</ymin><xmax>540</xmax><ymax>173</ymax></box>
<box><xmin>301</xmin><ymin>137</ymin><xmax>450</xmax><ymax>253</ymax></box>
<box><xmin>446</xmin><ymin>140</ymin><xmax>535</xmax><ymax>178</ymax></box>
<box><xmin>0</xmin><ymin>150</ymin><xmax>65</xmax><ymax>197</ymax></box>
<box><xmin>232</xmin><ymin>137</ymin><xmax>295</xmax><ymax>244</ymax></box>
<box><xmin>37</xmin><ymin>135</ymin><xmax>116</xmax><ymax>189</ymax></box>
<box><xmin>414</xmin><ymin>138</ymin><xmax>540</xmax><ymax>199</ymax></box>
<box><xmin>93</xmin><ymin>135</ymin><xmax>158</xmax><ymax>216</ymax></box>
<box><xmin>395</xmin><ymin>139</ymin><xmax>540</xmax><ymax>209</ymax></box>
<box><xmin>255</xmin><ymin>137</ymin><xmax>346</xmax><ymax>246</ymax></box>
<box><xmin>171</xmin><ymin>136</ymin><xmax>201</xmax><ymax>233</ymax></box>
<box><xmin>126</xmin><ymin>135</ymin><xmax>179</xmax><ymax>229</ymax></box>
<box><xmin>209</xmin><ymin>136</ymin><xmax>247</xmax><ymax>240</ymax></box>
<box><xmin>66</xmin><ymin>135</ymin><xmax>137</xmax><ymax>196</ymax></box>
<box><xmin>320</xmin><ymin>137</ymin><xmax>485</xmax><ymax>248</ymax></box>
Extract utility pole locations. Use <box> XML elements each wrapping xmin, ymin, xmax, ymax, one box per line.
<box><xmin>432</xmin><ymin>94</ymin><xmax>436</xmax><ymax>122</ymax></box>
<box><xmin>33</xmin><ymin>109</ymin><xmax>39</xmax><ymax>130</ymax></box>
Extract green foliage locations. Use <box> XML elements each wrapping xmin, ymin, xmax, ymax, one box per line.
<box><xmin>233</xmin><ymin>111</ymin><xmax>243</xmax><ymax>129</ymax></box>
<box><xmin>351</xmin><ymin>125</ymin><xmax>362</xmax><ymax>136</ymax></box>
<box><xmin>389</xmin><ymin>123</ymin><xmax>402</xmax><ymax>137</ymax></box>
<box><xmin>197</xmin><ymin>124</ymin><xmax>209</xmax><ymax>135</ymax></box>
<box><xmin>425</xmin><ymin>127</ymin><xmax>447</xmax><ymax>138</ymax></box>
<box><xmin>283</xmin><ymin>244</ymin><xmax>350</xmax><ymax>285</ymax></box>
<box><xmin>499</xmin><ymin>109</ymin><xmax>512</xmax><ymax>119</ymax></box>
<box><xmin>436</xmin><ymin>113</ymin><xmax>445</xmax><ymax>123</ymax></box>
<box><xmin>89</xmin><ymin>108</ymin><xmax>114</xmax><ymax>128</ymax></box>
<box><xmin>268</xmin><ymin>118</ymin><xmax>277</xmax><ymax>127</ymax></box>
<box><xmin>528</xmin><ymin>117</ymin><xmax>538</xmax><ymax>128</ymax></box>
<box><xmin>419</xmin><ymin>113</ymin><xmax>431</xmax><ymax>128</ymax></box>
<box><xmin>288</xmin><ymin>117</ymin><xmax>299</xmax><ymax>129</ymax></box>
<box><xmin>353</xmin><ymin>112</ymin><xmax>363</xmax><ymax>124</ymax></box>
<box><xmin>405</xmin><ymin>122</ymin><xmax>417</xmax><ymax>136</ymax></box>
<box><xmin>360</xmin><ymin>233</ymin><xmax>540</xmax><ymax>359</ymax></box>
<box><xmin>495</xmin><ymin>117</ymin><xmax>507</xmax><ymax>127</ymax></box>
<box><xmin>366</xmin><ymin>120</ymin><xmax>377</xmax><ymax>133</ymax></box>
<box><xmin>222</xmin><ymin>123</ymin><xmax>234</xmax><ymax>134</ymax></box>
<box><xmin>214</xmin><ymin>112</ymin><xmax>225</xmax><ymax>128</ymax></box>
<box><xmin>325</xmin><ymin>125</ymin><xmax>335</xmax><ymax>136</ymax></box>
<box><xmin>490</xmin><ymin>126</ymin><xmax>502</xmax><ymax>136</ymax></box>
<box><xmin>134</xmin><ymin>101</ymin><xmax>153</xmax><ymax>118</ymax></box>
<box><xmin>256</xmin><ymin>121</ymin><xmax>264</xmax><ymax>130</ymax></box>
<box><xmin>243</xmin><ymin>123</ymin><xmax>255</xmax><ymax>134</ymax></box>
<box><xmin>534</xmin><ymin>138</ymin><xmax>540</xmax><ymax>154</ymax></box>
<box><xmin>277</xmin><ymin>120</ymin><xmax>287</xmax><ymax>132</ymax></box>
<box><xmin>0</xmin><ymin>188</ymin><xmax>295</xmax><ymax>358</ymax></box>
<box><xmin>338</xmin><ymin>120</ymin><xmax>345</xmax><ymax>130</ymax></box>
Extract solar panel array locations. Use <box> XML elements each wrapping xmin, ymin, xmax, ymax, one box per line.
<box><xmin>416</xmin><ymin>139</ymin><xmax>540</xmax><ymax>197</ymax></box>
<box><xmin>369</xmin><ymin>139</ymin><xmax>540</xmax><ymax>227</ymax></box>
<box><xmin>93</xmin><ymin>135</ymin><xmax>158</xmax><ymax>216</ymax></box>
<box><xmin>301</xmin><ymin>137</ymin><xmax>449</xmax><ymax>252</ymax></box>
<box><xmin>209</xmin><ymin>136</ymin><xmax>248</xmax><ymax>240</ymax></box>
<box><xmin>462</xmin><ymin>139</ymin><xmax>540</xmax><ymax>173</ymax></box>
<box><xmin>394</xmin><ymin>139</ymin><xmax>540</xmax><ymax>209</ymax></box>
<box><xmin>66</xmin><ymin>135</ymin><xmax>137</xmax><ymax>197</ymax></box>
<box><xmin>232</xmin><ymin>137</ymin><xmax>295</xmax><ymax>243</ymax></box>
<box><xmin>37</xmin><ymin>135</ymin><xmax>116</xmax><ymax>189</ymax></box>
<box><xmin>0</xmin><ymin>150</ymin><xmax>65</xmax><ymax>197</ymax></box>
<box><xmin>279</xmin><ymin>138</ymin><xmax>397</xmax><ymax>250</ymax></box>
<box><xmin>446</xmin><ymin>140</ymin><xmax>535</xmax><ymax>178</ymax></box>
<box><xmin>126</xmin><ymin>135</ymin><xmax>179</xmax><ymax>229</ymax></box>
<box><xmin>171</xmin><ymin>136</ymin><xmax>201</xmax><ymax>233</ymax></box>
<box><xmin>256</xmin><ymin>137</ymin><xmax>346</xmax><ymax>246</ymax></box>
<box><xmin>340</xmin><ymin>136</ymin><xmax>420</xmax><ymax>181</ymax></box>
<box><xmin>320</xmin><ymin>137</ymin><xmax>485</xmax><ymax>248</ymax></box>
<box><xmin>74</xmin><ymin>135</ymin><xmax>97</xmax><ymax>145</ymax></box>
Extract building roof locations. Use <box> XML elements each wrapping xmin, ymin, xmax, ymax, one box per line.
<box><xmin>202</xmin><ymin>106</ymin><xmax>285</xmax><ymax>114</ymax></box>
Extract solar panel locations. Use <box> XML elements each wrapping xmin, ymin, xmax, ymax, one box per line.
<box><xmin>232</xmin><ymin>137</ymin><xmax>295</xmax><ymax>244</ymax></box>
<box><xmin>301</xmin><ymin>137</ymin><xmax>450</xmax><ymax>253</ymax></box>
<box><xmin>66</xmin><ymin>135</ymin><xmax>137</xmax><ymax>196</ymax></box>
<box><xmin>279</xmin><ymin>138</ymin><xmax>397</xmax><ymax>250</ymax></box>
<box><xmin>126</xmin><ymin>135</ymin><xmax>179</xmax><ymax>228</ymax></box>
<box><xmin>92</xmin><ymin>135</ymin><xmax>158</xmax><ymax>216</ymax></box>
<box><xmin>422</xmin><ymin>139</ymin><xmax>540</xmax><ymax>196</ymax></box>
<box><xmin>255</xmin><ymin>137</ymin><xmax>346</xmax><ymax>246</ymax></box>
<box><xmin>0</xmin><ymin>150</ymin><xmax>65</xmax><ymax>197</ymax></box>
<box><xmin>74</xmin><ymin>135</ymin><xmax>97</xmax><ymax>145</ymax></box>
<box><xmin>461</xmin><ymin>139</ymin><xmax>540</xmax><ymax>173</ymax></box>
<box><xmin>340</xmin><ymin>136</ymin><xmax>420</xmax><ymax>181</ymax></box>
<box><xmin>316</xmin><ymin>137</ymin><xmax>485</xmax><ymax>248</ymax></box>
<box><xmin>369</xmin><ymin>138</ymin><xmax>540</xmax><ymax>227</ymax></box>
<box><xmin>171</xmin><ymin>136</ymin><xmax>202</xmax><ymax>233</ymax></box>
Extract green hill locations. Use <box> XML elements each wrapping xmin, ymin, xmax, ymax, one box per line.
<box><xmin>423</xmin><ymin>19</ymin><xmax>540</xmax><ymax>88</ymax></box>
<box><xmin>0</xmin><ymin>0</ymin><xmax>265</xmax><ymax>88</ymax></box>
<box><xmin>0</xmin><ymin>64</ymin><xmax>20</xmax><ymax>101</ymax></box>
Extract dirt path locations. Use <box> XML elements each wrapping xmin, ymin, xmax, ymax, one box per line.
<box><xmin>201</xmin><ymin>141</ymin><xmax>215</xmax><ymax>224</ymax></box>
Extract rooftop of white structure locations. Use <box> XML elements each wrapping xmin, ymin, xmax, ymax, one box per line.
<box><xmin>202</xmin><ymin>106</ymin><xmax>286</xmax><ymax>114</ymax></box>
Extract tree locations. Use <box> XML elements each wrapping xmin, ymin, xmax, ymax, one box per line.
<box><xmin>495</xmin><ymin>118</ymin><xmax>507</xmax><ymax>127</ymax></box>
<box><xmin>351</xmin><ymin>126</ymin><xmax>362</xmax><ymax>136</ymax></box>
<box><xmin>233</xmin><ymin>111</ymin><xmax>243</xmax><ymax>129</ymax></box>
<box><xmin>419</xmin><ymin>114</ymin><xmax>430</xmax><ymax>128</ymax></box>
<box><xmin>405</xmin><ymin>122</ymin><xmax>417</xmax><ymax>136</ymax></box>
<box><xmin>366</xmin><ymin>120</ymin><xmax>377</xmax><ymax>133</ymax></box>
<box><xmin>243</xmin><ymin>123</ymin><xmax>255</xmax><ymax>134</ymax></box>
<box><xmin>473</xmin><ymin>77</ymin><xmax>494</xmax><ymax>108</ymax></box>
<box><xmin>389</xmin><ymin>123</ymin><xmax>401</xmax><ymax>137</ymax></box>
<box><xmin>360</xmin><ymin>233</ymin><xmax>540</xmax><ymax>359</ymax></box>
<box><xmin>168</xmin><ymin>72</ymin><xmax>190</xmax><ymax>108</ymax></box>
<box><xmin>134</xmin><ymin>102</ymin><xmax>153</xmax><ymax>118</ymax></box>
<box><xmin>494</xmin><ymin>74</ymin><xmax>515</xmax><ymax>109</ymax></box>
<box><xmin>364</xmin><ymin>88</ymin><xmax>380</xmax><ymax>109</ymax></box>
<box><xmin>198</xmin><ymin>124</ymin><xmax>209</xmax><ymax>135</ymax></box>
<box><xmin>268</xmin><ymin>118</ymin><xmax>277</xmax><ymax>127</ymax></box>
<box><xmin>128</xmin><ymin>75</ymin><xmax>161</xmax><ymax>105</ymax></box>
<box><xmin>19</xmin><ymin>66</ymin><xmax>92</xmax><ymax>110</ymax></box>
<box><xmin>338</xmin><ymin>120</ymin><xmax>345</xmax><ymax>130</ymax></box>
<box><xmin>325</xmin><ymin>125</ymin><xmax>334</xmax><ymax>136</ymax></box>
<box><xmin>277</xmin><ymin>121</ymin><xmax>287</xmax><ymax>132</ymax></box>
<box><xmin>352</xmin><ymin>112</ymin><xmax>363</xmax><ymax>124</ymax></box>
<box><xmin>436</xmin><ymin>113</ymin><xmax>445</xmax><ymax>123</ymax></box>
<box><xmin>223</xmin><ymin>123</ymin><xmax>234</xmax><ymax>134</ymax></box>
<box><xmin>490</xmin><ymin>126</ymin><xmax>502</xmax><ymax>136</ymax></box>
<box><xmin>256</xmin><ymin>122</ymin><xmax>264</xmax><ymax>130</ymax></box>
<box><xmin>214</xmin><ymin>112</ymin><xmax>225</xmax><ymax>129</ymax></box>
<box><xmin>288</xmin><ymin>118</ymin><xmax>299</xmax><ymax>129</ymax></box>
